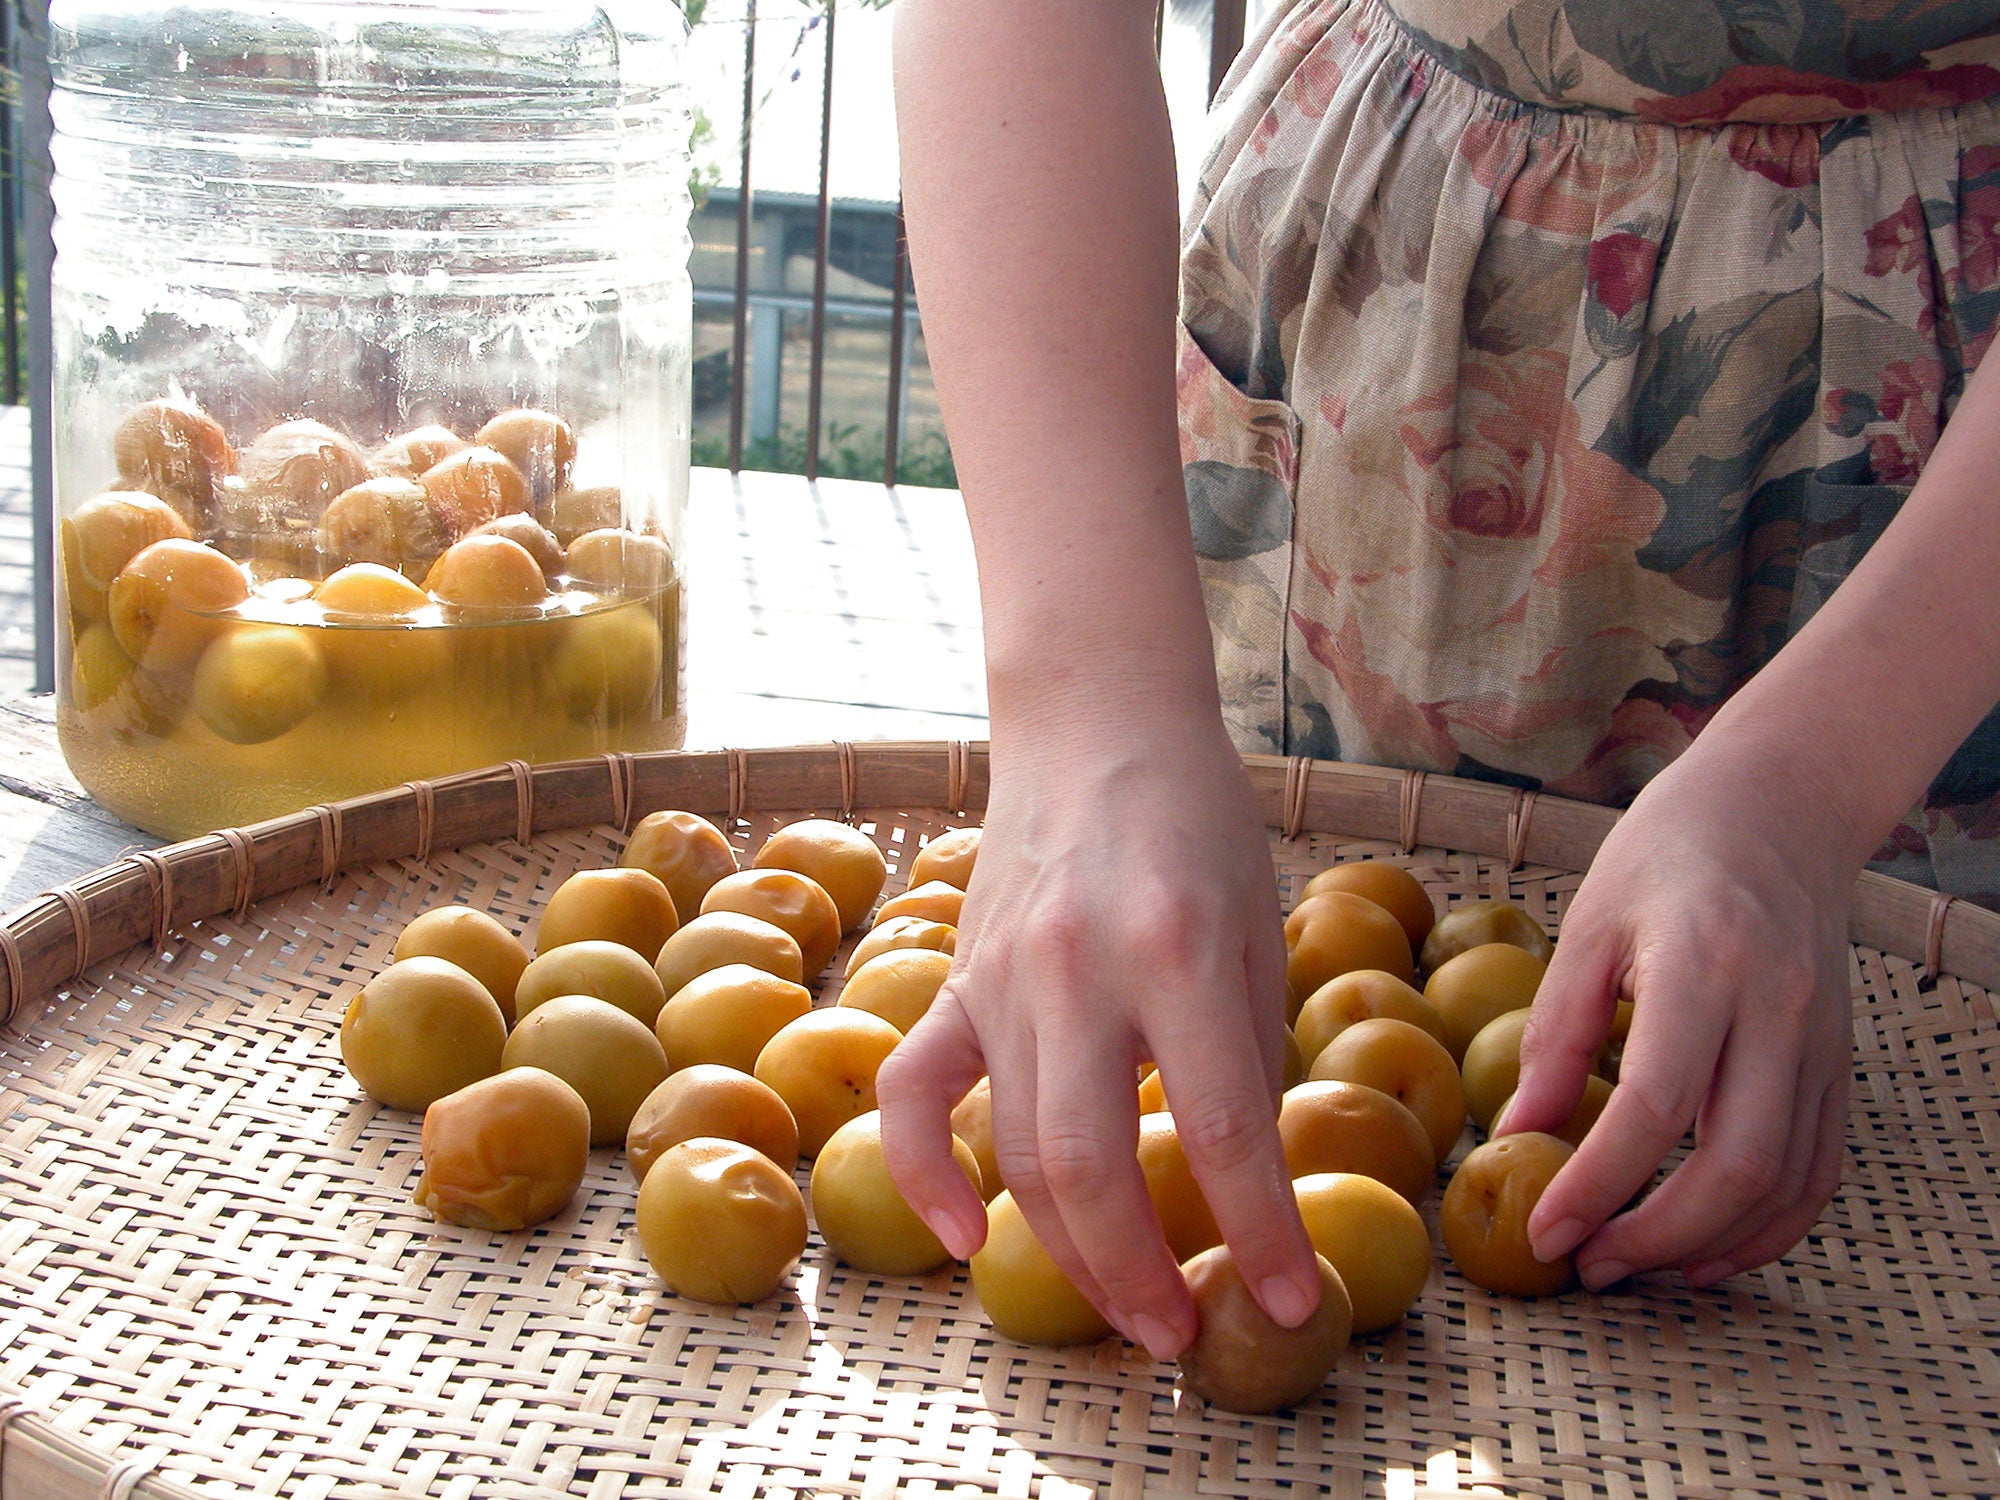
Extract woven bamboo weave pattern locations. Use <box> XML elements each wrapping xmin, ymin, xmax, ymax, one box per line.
<box><xmin>0</xmin><ymin>747</ymin><xmax>1990</xmax><ymax>1498</ymax></box>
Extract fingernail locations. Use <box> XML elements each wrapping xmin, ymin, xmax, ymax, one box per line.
<box><xmin>1258</xmin><ymin>1274</ymin><xmax>1318</xmax><ymax>1329</ymax></box>
<box><xmin>941</xmin><ymin>1211</ymin><xmax>985</xmax><ymax>1262</ymax></box>
<box><xmin>1580</xmin><ymin>1259</ymin><xmax>1632</xmax><ymax>1291</ymax></box>
<box><xmin>1531</xmin><ymin>1217</ymin><xmax>1588</xmax><ymax>1263</ymax></box>
<box><xmin>1130</xmin><ymin>1313</ymin><xmax>1185</xmax><ymax>1363</ymax></box>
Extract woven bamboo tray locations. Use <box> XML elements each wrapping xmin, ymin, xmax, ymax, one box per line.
<box><xmin>0</xmin><ymin>743</ymin><xmax>1993</xmax><ymax>1500</ymax></box>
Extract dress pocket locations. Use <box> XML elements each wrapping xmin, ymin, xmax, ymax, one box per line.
<box><xmin>1176</xmin><ymin>322</ymin><xmax>1304</xmax><ymax>754</ymax></box>
<box><xmin>1176</xmin><ymin>323</ymin><xmax>1302</xmax><ymax>562</ymax></box>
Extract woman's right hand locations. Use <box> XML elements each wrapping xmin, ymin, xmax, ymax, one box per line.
<box><xmin>876</xmin><ymin>692</ymin><xmax>1323</xmax><ymax>1361</ymax></box>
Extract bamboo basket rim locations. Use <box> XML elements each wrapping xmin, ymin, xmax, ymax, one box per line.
<box><xmin>0</xmin><ymin>740</ymin><xmax>1992</xmax><ymax>1500</ymax></box>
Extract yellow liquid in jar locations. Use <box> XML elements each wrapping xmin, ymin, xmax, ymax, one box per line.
<box><xmin>56</xmin><ymin>582</ymin><xmax>686</xmax><ymax>841</ymax></box>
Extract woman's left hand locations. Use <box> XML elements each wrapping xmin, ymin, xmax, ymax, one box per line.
<box><xmin>1495</xmin><ymin>738</ymin><xmax>1857</xmax><ymax>1289</ymax></box>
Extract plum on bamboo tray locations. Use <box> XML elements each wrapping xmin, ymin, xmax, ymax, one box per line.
<box><xmin>0</xmin><ymin>744</ymin><xmax>1991</xmax><ymax>1499</ymax></box>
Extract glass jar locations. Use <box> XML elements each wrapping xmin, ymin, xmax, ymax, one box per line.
<box><xmin>47</xmin><ymin>0</ymin><xmax>692</xmax><ymax>840</ymax></box>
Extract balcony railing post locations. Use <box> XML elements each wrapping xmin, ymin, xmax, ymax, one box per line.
<box><xmin>1209</xmin><ymin>0</ymin><xmax>1247</xmax><ymax>102</ymax></box>
<box><xmin>726</xmin><ymin>0</ymin><xmax>758</xmax><ymax>474</ymax></box>
<box><xmin>804</xmin><ymin>0</ymin><xmax>836</xmax><ymax>483</ymax></box>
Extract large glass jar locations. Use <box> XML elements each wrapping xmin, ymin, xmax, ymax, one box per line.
<box><xmin>47</xmin><ymin>0</ymin><xmax>692</xmax><ymax>840</ymax></box>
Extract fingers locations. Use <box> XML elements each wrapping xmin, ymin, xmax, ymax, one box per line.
<box><xmin>1682</xmin><ymin>1070</ymin><xmax>1848</xmax><ymax>1284</ymax></box>
<box><xmin>878</xmin><ymin>993</ymin><xmax>995</xmax><ymax>1261</ymax></box>
<box><xmin>1022</xmin><ymin>1026</ymin><xmax>1188</xmax><ymax>1357</ymax></box>
<box><xmin>1568</xmin><ymin>1007</ymin><xmax>1800</xmax><ymax>1287</ymax></box>
<box><xmin>1495</xmin><ymin>925</ymin><xmax>1622</xmax><ymax>1138</ymax></box>
<box><xmin>1526</xmin><ymin>982</ymin><xmax>1727</xmax><ymax>1267</ymax></box>
<box><xmin>1157</xmin><ymin>1023</ymin><xmax>1322</xmax><ymax>1334</ymax></box>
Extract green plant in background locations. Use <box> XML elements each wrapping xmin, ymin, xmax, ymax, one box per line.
<box><xmin>693</xmin><ymin>426</ymin><xmax>957</xmax><ymax>489</ymax></box>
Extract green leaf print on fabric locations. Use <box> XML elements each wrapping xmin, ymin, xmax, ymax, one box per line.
<box><xmin>1186</xmin><ymin>460</ymin><xmax>1295</xmax><ymax>561</ymax></box>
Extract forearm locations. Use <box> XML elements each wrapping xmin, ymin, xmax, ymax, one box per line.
<box><xmin>1695</xmin><ymin>355</ymin><xmax>2000</xmax><ymax>866</ymax></box>
<box><xmin>894</xmin><ymin>0</ymin><xmax>1215</xmax><ymax>734</ymax></box>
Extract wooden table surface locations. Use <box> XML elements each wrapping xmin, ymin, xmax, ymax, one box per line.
<box><xmin>0</xmin><ymin>434</ymin><xmax>989</xmax><ymax>907</ymax></box>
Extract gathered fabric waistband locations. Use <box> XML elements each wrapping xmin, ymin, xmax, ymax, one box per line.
<box><xmin>1372</xmin><ymin>0</ymin><xmax>2000</xmax><ymax>123</ymax></box>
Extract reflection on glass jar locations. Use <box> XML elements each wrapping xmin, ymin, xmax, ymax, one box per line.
<box><xmin>48</xmin><ymin>0</ymin><xmax>692</xmax><ymax>839</ymax></box>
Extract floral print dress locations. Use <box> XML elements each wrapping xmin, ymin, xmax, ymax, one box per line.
<box><xmin>1179</xmin><ymin>0</ymin><xmax>2000</xmax><ymax>904</ymax></box>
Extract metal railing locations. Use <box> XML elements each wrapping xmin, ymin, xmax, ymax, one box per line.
<box><xmin>711</xmin><ymin>0</ymin><xmax>1251</xmax><ymax>484</ymax></box>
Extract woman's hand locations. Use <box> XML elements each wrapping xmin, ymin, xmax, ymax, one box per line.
<box><xmin>877</xmin><ymin>694</ymin><xmax>1322</xmax><ymax>1361</ymax></box>
<box><xmin>1497</xmin><ymin>739</ymin><xmax>1856</xmax><ymax>1288</ymax></box>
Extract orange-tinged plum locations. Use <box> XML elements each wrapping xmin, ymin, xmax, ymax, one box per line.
<box><xmin>655</xmin><ymin>962</ymin><xmax>812</xmax><ymax>1075</ymax></box>
<box><xmin>549</xmin><ymin>484</ymin><xmax>624</xmax><ymax>547</ymax></box>
<box><xmin>190</xmin><ymin>622</ymin><xmax>330</xmax><ymax>744</ymax></box>
<box><xmin>702</xmin><ymin>868</ymin><xmax>843</xmax><ymax>981</ymax></box>
<box><xmin>1440</xmin><ymin>1132</ymin><xmax>1578</xmax><ymax>1297</ymax></box>
<box><xmin>626</xmin><ymin>1064</ymin><xmax>799</xmax><ymax>1182</ymax></box>
<box><xmin>907</xmin><ymin>826</ymin><xmax>980</xmax><ymax>890</ymax></box>
<box><xmin>836</xmin><ymin>947</ymin><xmax>952</xmax><ymax>1034</ymax></box>
<box><xmin>419</xmin><ymin>444</ymin><xmax>530</xmax><ymax>539</ymax></box>
<box><xmin>621</xmin><ymin>809</ymin><xmax>739</xmax><ymax>923</ymax></box>
<box><xmin>754</xmin><ymin>818</ymin><xmax>888</xmax><ymax>933</ymax></box>
<box><xmin>950</xmin><ymin>1077</ymin><xmax>1003</xmax><ymax>1202</ymax></box>
<box><xmin>112</xmin><ymin>397</ymin><xmax>233</xmax><ymax>522</ymax></box>
<box><xmin>1177</xmin><ymin>1247</ymin><xmax>1351</xmax><ymax>1414</ymax></box>
<box><xmin>566</xmin><ymin>527</ymin><xmax>675</xmax><ymax>598</ymax></box>
<box><xmin>371</xmin><ymin>423</ymin><xmax>468</xmax><ymax>480</ymax></box>
<box><xmin>873</xmin><ymin>879</ymin><xmax>966</xmax><ymax>929</ymax></box>
<box><xmin>474</xmin><ymin>408</ymin><xmax>576</xmax><ymax>505</ymax></box>
<box><xmin>1302</xmin><ymin>860</ymin><xmax>1436</xmax><ymax>952</ymax></box>
<box><xmin>67</xmin><ymin>621</ymin><xmax>136</xmax><ymax>712</ymax></box>
<box><xmin>1292</xmin><ymin>1171</ymin><xmax>1432</xmax><ymax>1335</ymax></box>
<box><xmin>1277</xmin><ymin>1079</ymin><xmax>1437</xmax><ymax>1205</ymax></box>
<box><xmin>970</xmin><ymin>1189</ymin><xmax>1113</xmax><ymax>1346</ymax></box>
<box><xmin>1419</xmin><ymin>899</ymin><xmax>1554</xmax><ymax>973</ymax></box>
<box><xmin>1423</xmin><ymin>941</ymin><xmax>1548</xmax><ymax>1063</ymax></box>
<box><xmin>636</xmin><ymin>1136</ymin><xmax>808</xmax><ymax>1305</ymax></box>
<box><xmin>548</xmin><ymin>603</ymin><xmax>662</xmax><ymax>719</ymax></box>
<box><xmin>107</xmin><ymin>538</ymin><xmax>250</xmax><ymax>669</ymax></box>
<box><xmin>317</xmin><ymin>477</ymin><xmax>450</xmax><ymax>580</ymax></box>
<box><xmin>61</xmin><ymin>491</ymin><xmax>192</xmax><ymax>622</ymax></box>
<box><xmin>1460</xmin><ymin>1007</ymin><xmax>1534</xmax><ymax>1132</ymax></box>
<box><xmin>500</xmin><ymin>994</ymin><xmax>669</xmax><ymax>1146</ymax></box>
<box><xmin>752</xmin><ymin>1006</ymin><xmax>903</xmax><ymax>1156</ymax></box>
<box><xmin>515</xmin><ymin>939</ymin><xmax>668</xmax><ymax>1029</ymax></box>
<box><xmin>469</xmin><ymin>511</ymin><xmax>564</xmax><ymax>579</ymax></box>
<box><xmin>425</xmin><ymin>533</ymin><xmax>547</xmax><ymax>612</ymax></box>
<box><xmin>1293</xmin><ymin>968</ymin><xmax>1449</xmax><ymax>1069</ymax></box>
<box><xmin>844</xmin><ymin>914</ymin><xmax>956</xmax><ymax>977</ymax></box>
<box><xmin>1308</xmin><ymin>1017</ymin><xmax>1467</xmax><ymax>1166</ymax></box>
<box><xmin>340</xmin><ymin>956</ymin><xmax>507</xmax><ymax>1112</ymax></box>
<box><xmin>413</xmin><ymin>1066</ymin><xmax>590</xmax><ymax>1230</ymax></box>
<box><xmin>1496</xmin><ymin>1075</ymin><xmax>1614</xmax><ymax>1149</ymax></box>
<box><xmin>313</xmin><ymin>561</ymin><xmax>449</xmax><ymax>696</ymax></box>
<box><xmin>535</xmin><ymin>866</ymin><xmax>679</xmax><ymax>960</ymax></box>
<box><xmin>654</xmin><ymin>910</ymin><xmax>804</xmax><ymax>998</ymax></box>
<box><xmin>1136</xmin><ymin>1112</ymin><xmax>1224</xmax><ymax>1262</ymax></box>
<box><xmin>393</xmin><ymin>905</ymin><xmax>531</xmax><ymax>1027</ymax></box>
<box><xmin>1284</xmin><ymin>890</ymin><xmax>1415</xmax><ymax>1017</ymax></box>
<box><xmin>235</xmin><ymin>418</ymin><xmax>372</xmax><ymax>519</ymax></box>
<box><xmin>811</xmin><ymin>1110</ymin><xmax>982</xmax><ymax>1275</ymax></box>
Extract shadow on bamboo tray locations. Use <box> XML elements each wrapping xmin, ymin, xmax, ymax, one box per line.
<box><xmin>0</xmin><ymin>744</ymin><xmax>1993</xmax><ymax>1499</ymax></box>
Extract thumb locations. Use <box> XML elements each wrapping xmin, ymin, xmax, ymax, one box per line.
<box><xmin>876</xmin><ymin>989</ymin><xmax>992</xmax><ymax>1259</ymax></box>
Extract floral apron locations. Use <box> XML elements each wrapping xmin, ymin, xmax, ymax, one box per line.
<box><xmin>1179</xmin><ymin>0</ymin><xmax>2000</xmax><ymax>904</ymax></box>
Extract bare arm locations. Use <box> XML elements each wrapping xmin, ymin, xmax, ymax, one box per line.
<box><xmin>876</xmin><ymin>0</ymin><xmax>1322</xmax><ymax>1357</ymax></box>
